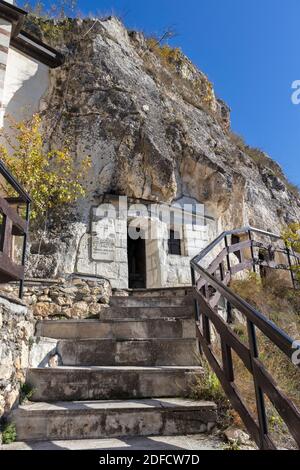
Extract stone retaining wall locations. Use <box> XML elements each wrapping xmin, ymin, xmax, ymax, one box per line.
<box><xmin>0</xmin><ymin>275</ymin><xmax>112</xmax><ymax>441</ymax></box>
<box><xmin>0</xmin><ymin>276</ymin><xmax>112</xmax><ymax>320</ymax></box>
<box><xmin>0</xmin><ymin>295</ymin><xmax>33</xmax><ymax>440</ymax></box>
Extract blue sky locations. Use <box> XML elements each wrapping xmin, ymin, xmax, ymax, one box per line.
<box><xmin>22</xmin><ymin>0</ymin><xmax>300</xmax><ymax>186</ymax></box>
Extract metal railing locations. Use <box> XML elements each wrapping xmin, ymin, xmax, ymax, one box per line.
<box><xmin>0</xmin><ymin>160</ymin><xmax>31</xmax><ymax>297</ymax></box>
<box><xmin>190</xmin><ymin>226</ymin><xmax>300</xmax><ymax>450</ymax></box>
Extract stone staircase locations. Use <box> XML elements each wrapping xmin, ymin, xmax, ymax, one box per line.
<box><xmin>12</xmin><ymin>287</ymin><xmax>217</xmax><ymax>444</ymax></box>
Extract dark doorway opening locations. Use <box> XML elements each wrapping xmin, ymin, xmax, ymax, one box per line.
<box><xmin>127</xmin><ymin>234</ymin><xmax>146</xmax><ymax>288</ymax></box>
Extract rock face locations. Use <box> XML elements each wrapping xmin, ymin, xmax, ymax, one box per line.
<box><xmin>25</xmin><ymin>17</ymin><xmax>300</xmax><ymax>279</ymax></box>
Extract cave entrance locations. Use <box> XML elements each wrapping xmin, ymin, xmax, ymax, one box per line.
<box><xmin>127</xmin><ymin>233</ymin><xmax>146</xmax><ymax>289</ymax></box>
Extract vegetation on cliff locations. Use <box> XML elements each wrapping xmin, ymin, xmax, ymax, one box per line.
<box><xmin>282</xmin><ymin>222</ymin><xmax>300</xmax><ymax>281</ymax></box>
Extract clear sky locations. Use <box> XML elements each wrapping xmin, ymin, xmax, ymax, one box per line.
<box><xmin>22</xmin><ymin>0</ymin><xmax>300</xmax><ymax>186</ymax></box>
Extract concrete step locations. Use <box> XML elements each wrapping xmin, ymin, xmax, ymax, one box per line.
<box><xmin>13</xmin><ymin>398</ymin><xmax>217</xmax><ymax>441</ymax></box>
<box><xmin>36</xmin><ymin>318</ymin><xmax>196</xmax><ymax>340</ymax></box>
<box><xmin>57</xmin><ymin>338</ymin><xmax>199</xmax><ymax>367</ymax></box>
<box><xmin>27</xmin><ymin>366</ymin><xmax>203</xmax><ymax>401</ymax></box>
<box><xmin>114</xmin><ymin>286</ymin><xmax>194</xmax><ymax>298</ymax></box>
<box><xmin>99</xmin><ymin>306</ymin><xmax>195</xmax><ymax>320</ymax></box>
<box><xmin>1</xmin><ymin>434</ymin><xmax>223</xmax><ymax>450</ymax></box>
<box><xmin>109</xmin><ymin>296</ymin><xmax>194</xmax><ymax>308</ymax></box>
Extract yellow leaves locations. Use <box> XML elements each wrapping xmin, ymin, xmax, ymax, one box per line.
<box><xmin>147</xmin><ymin>38</ymin><xmax>183</xmax><ymax>67</ymax></box>
<box><xmin>146</xmin><ymin>38</ymin><xmax>214</xmax><ymax>112</ymax></box>
<box><xmin>147</xmin><ymin>38</ymin><xmax>158</xmax><ymax>50</ymax></box>
<box><xmin>282</xmin><ymin>222</ymin><xmax>300</xmax><ymax>282</ymax></box>
<box><xmin>0</xmin><ymin>113</ymin><xmax>90</xmax><ymax>221</ymax></box>
<box><xmin>282</xmin><ymin>223</ymin><xmax>300</xmax><ymax>253</ymax></box>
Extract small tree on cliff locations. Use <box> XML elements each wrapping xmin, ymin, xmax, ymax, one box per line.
<box><xmin>282</xmin><ymin>222</ymin><xmax>300</xmax><ymax>282</ymax></box>
<box><xmin>0</xmin><ymin>114</ymin><xmax>90</xmax><ymax>221</ymax></box>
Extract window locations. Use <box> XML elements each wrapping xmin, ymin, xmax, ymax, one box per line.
<box><xmin>168</xmin><ymin>229</ymin><xmax>181</xmax><ymax>255</ymax></box>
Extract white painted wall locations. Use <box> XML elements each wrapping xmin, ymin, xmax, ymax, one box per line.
<box><xmin>0</xmin><ymin>19</ymin><xmax>12</xmax><ymax>127</ymax></box>
<box><xmin>2</xmin><ymin>47</ymin><xmax>49</xmax><ymax>128</ymax></box>
<box><xmin>74</xmin><ymin>201</ymin><xmax>213</xmax><ymax>289</ymax></box>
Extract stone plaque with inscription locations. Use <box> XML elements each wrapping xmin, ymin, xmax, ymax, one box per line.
<box><xmin>91</xmin><ymin>214</ymin><xmax>116</xmax><ymax>262</ymax></box>
<box><xmin>91</xmin><ymin>236</ymin><xmax>116</xmax><ymax>261</ymax></box>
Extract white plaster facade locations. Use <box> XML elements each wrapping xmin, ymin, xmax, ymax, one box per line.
<box><xmin>74</xmin><ymin>196</ymin><xmax>215</xmax><ymax>289</ymax></box>
<box><xmin>2</xmin><ymin>46</ymin><xmax>49</xmax><ymax>127</ymax></box>
<box><xmin>0</xmin><ymin>0</ymin><xmax>61</xmax><ymax>129</ymax></box>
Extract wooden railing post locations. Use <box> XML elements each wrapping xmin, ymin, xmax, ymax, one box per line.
<box><xmin>247</xmin><ymin>319</ymin><xmax>268</xmax><ymax>449</ymax></box>
<box><xmin>191</xmin><ymin>264</ymin><xmax>196</xmax><ymax>287</ymax></box>
<box><xmin>226</xmin><ymin>301</ymin><xmax>233</xmax><ymax>324</ymax></box>
<box><xmin>3</xmin><ymin>217</ymin><xmax>12</xmax><ymax>259</ymax></box>
<box><xmin>191</xmin><ymin>264</ymin><xmax>199</xmax><ymax>320</ymax></box>
<box><xmin>202</xmin><ymin>313</ymin><xmax>211</xmax><ymax>345</ymax></box>
<box><xmin>19</xmin><ymin>202</ymin><xmax>30</xmax><ymax>298</ymax></box>
<box><xmin>224</xmin><ymin>235</ymin><xmax>233</xmax><ymax>323</ymax></box>
<box><xmin>285</xmin><ymin>242</ymin><xmax>296</xmax><ymax>290</ymax></box>
<box><xmin>221</xmin><ymin>339</ymin><xmax>234</xmax><ymax>382</ymax></box>
<box><xmin>224</xmin><ymin>235</ymin><xmax>231</xmax><ymax>274</ymax></box>
<box><xmin>248</xmin><ymin>230</ymin><xmax>256</xmax><ymax>273</ymax></box>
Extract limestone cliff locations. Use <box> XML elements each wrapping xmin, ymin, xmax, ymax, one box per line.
<box><xmin>25</xmin><ymin>17</ymin><xmax>300</xmax><ymax>277</ymax></box>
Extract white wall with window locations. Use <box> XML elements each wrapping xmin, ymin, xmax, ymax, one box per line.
<box><xmin>74</xmin><ymin>195</ymin><xmax>215</xmax><ymax>289</ymax></box>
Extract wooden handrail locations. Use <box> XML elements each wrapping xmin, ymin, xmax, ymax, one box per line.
<box><xmin>191</xmin><ymin>227</ymin><xmax>300</xmax><ymax>449</ymax></box>
<box><xmin>0</xmin><ymin>160</ymin><xmax>30</xmax><ymax>297</ymax></box>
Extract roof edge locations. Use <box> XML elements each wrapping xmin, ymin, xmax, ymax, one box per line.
<box><xmin>0</xmin><ymin>0</ymin><xmax>27</xmax><ymax>36</ymax></box>
<box><xmin>11</xmin><ymin>30</ymin><xmax>65</xmax><ymax>68</ymax></box>
<box><xmin>0</xmin><ymin>1</ymin><xmax>64</xmax><ymax>68</ymax></box>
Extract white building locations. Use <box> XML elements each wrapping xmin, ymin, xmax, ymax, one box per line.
<box><xmin>0</xmin><ymin>0</ymin><xmax>63</xmax><ymax>128</ymax></box>
<box><xmin>74</xmin><ymin>194</ymin><xmax>215</xmax><ymax>289</ymax></box>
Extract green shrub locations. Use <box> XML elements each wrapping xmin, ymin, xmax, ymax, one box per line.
<box><xmin>190</xmin><ymin>361</ymin><xmax>225</xmax><ymax>403</ymax></box>
<box><xmin>222</xmin><ymin>440</ymin><xmax>241</xmax><ymax>451</ymax></box>
<box><xmin>2</xmin><ymin>423</ymin><xmax>17</xmax><ymax>444</ymax></box>
<box><xmin>20</xmin><ymin>383</ymin><xmax>35</xmax><ymax>404</ymax></box>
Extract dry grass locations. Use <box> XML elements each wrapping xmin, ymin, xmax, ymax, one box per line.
<box><xmin>229</xmin><ymin>132</ymin><xmax>300</xmax><ymax>197</ymax></box>
<box><xmin>231</xmin><ymin>271</ymin><xmax>300</xmax><ymax>337</ymax></box>
<box><xmin>143</xmin><ymin>38</ymin><xmax>216</xmax><ymax>113</ymax></box>
<box><xmin>190</xmin><ymin>356</ymin><xmax>242</xmax><ymax>431</ymax></box>
<box><xmin>230</xmin><ymin>272</ymin><xmax>300</xmax><ymax>448</ymax></box>
<box><xmin>192</xmin><ymin>273</ymin><xmax>299</xmax><ymax>447</ymax></box>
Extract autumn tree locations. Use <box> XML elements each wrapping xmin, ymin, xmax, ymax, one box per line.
<box><xmin>0</xmin><ymin>114</ymin><xmax>90</xmax><ymax>221</ymax></box>
<box><xmin>282</xmin><ymin>222</ymin><xmax>300</xmax><ymax>282</ymax></box>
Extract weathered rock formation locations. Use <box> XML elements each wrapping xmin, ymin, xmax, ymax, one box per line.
<box><xmin>25</xmin><ymin>17</ymin><xmax>300</xmax><ymax>277</ymax></box>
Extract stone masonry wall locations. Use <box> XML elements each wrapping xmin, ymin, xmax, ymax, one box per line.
<box><xmin>0</xmin><ymin>276</ymin><xmax>112</xmax><ymax>320</ymax></box>
<box><xmin>0</xmin><ymin>295</ymin><xmax>34</xmax><ymax>440</ymax></box>
<box><xmin>0</xmin><ymin>275</ymin><xmax>112</xmax><ymax>442</ymax></box>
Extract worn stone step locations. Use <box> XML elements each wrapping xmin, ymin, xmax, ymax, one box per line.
<box><xmin>109</xmin><ymin>296</ymin><xmax>194</xmax><ymax>308</ymax></box>
<box><xmin>13</xmin><ymin>398</ymin><xmax>217</xmax><ymax>441</ymax></box>
<box><xmin>27</xmin><ymin>366</ymin><xmax>203</xmax><ymax>401</ymax></box>
<box><xmin>57</xmin><ymin>338</ymin><xmax>199</xmax><ymax>367</ymax></box>
<box><xmin>0</xmin><ymin>434</ymin><xmax>224</xmax><ymax>451</ymax></box>
<box><xmin>36</xmin><ymin>318</ymin><xmax>196</xmax><ymax>340</ymax></box>
<box><xmin>100</xmin><ymin>306</ymin><xmax>195</xmax><ymax>320</ymax></box>
<box><xmin>114</xmin><ymin>287</ymin><xmax>194</xmax><ymax>298</ymax></box>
